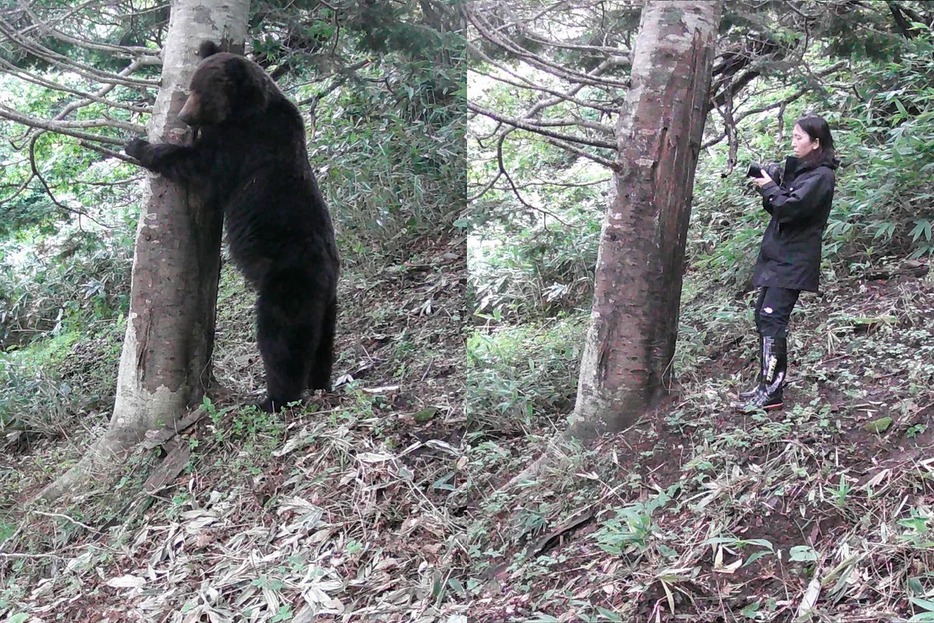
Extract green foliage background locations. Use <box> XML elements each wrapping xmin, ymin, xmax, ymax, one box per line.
<box><xmin>0</xmin><ymin>0</ymin><xmax>465</xmax><ymax>433</ymax></box>
<box><xmin>467</xmin><ymin>17</ymin><xmax>934</xmax><ymax>433</ymax></box>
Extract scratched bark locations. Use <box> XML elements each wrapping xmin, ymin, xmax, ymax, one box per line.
<box><xmin>40</xmin><ymin>0</ymin><xmax>249</xmax><ymax>501</ymax></box>
<box><xmin>568</xmin><ymin>0</ymin><xmax>723</xmax><ymax>439</ymax></box>
<box><xmin>110</xmin><ymin>0</ymin><xmax>250</xmax><ymax>447</ymax></box>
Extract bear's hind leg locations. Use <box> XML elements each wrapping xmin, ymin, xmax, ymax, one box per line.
<box><xmin>256</xmin><ymin>276</ymin><xmax>319</xmax><ymax>412</ymax></box>
<box><xmin>308</xmin><ymin>298</ymin><xmax>336</xmax><ymax>392</ymax></box>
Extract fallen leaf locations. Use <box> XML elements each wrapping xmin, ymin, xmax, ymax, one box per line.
<box><xmin>106</xmin><ymin>574</ymin><xmax>146</xmax><ymax>589</ymax></box>
<box><xmin>865</xmin><ymin>416</ymin><xmax>893</xmax><ymax>433</ymax></box>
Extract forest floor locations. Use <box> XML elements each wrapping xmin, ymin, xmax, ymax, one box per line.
<box><xmin>469</xmin><ymin>259</ymin><xmax>934</xmax><ymax>622</ymax></box>
<box><xmin>0</xmin><ymin>233</ymin><xmax>472</xmax><ymax>622</ymax></box>
<box><xmin>1</xmin><ymin>249</ymin><xmax>932</xmax><ymax>623</ymax></box>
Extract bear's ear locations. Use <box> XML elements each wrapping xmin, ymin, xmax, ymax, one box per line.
<box><xmin>199</xmin><ymin>40</ymin><xmax>221</xmax><ymax>58</ymax></box>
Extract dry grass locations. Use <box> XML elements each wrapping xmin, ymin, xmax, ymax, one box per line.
<box><xmin>465</xmin><ymin>268</ymin><xmax>934</xmax><ymax>622</ymax></box>
<box><xmin>1</xmin><ymin>250</ymin><xmax>931</xmax><ymax>623</ymax></box>
<box><xmin>0</xmin><ymin>234</ymin><xmax>469</xmax><ymax>622</ymax></box>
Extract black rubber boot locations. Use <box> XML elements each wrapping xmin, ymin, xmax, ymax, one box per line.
<box><xmin>736</xmin><ymin>336</ymin><xmax>787</xmax><ymax>411</ymax></box>
<box><xmin>737</xmin><ymin>334</ymin><xmax>764</xmax><ymax>399</ymax></box>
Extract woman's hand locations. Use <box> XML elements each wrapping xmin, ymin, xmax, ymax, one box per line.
<box><xmin>752</xmin><ymin>171</ymin><xmax>774</xmax><ymax>188</ymax></box>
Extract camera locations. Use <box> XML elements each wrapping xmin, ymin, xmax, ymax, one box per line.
<box><xmin>746</xmin><ymin>161</ymin><xmax>783</xmax><ymax>185</ymax></box>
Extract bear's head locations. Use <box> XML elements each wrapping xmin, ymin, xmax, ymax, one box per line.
<box><xmin>178</xmin><ymin>40</ymin><xmax>274</xmax><ymax>127</ymax></box>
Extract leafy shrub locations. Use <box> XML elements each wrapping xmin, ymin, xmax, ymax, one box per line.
<box><xmin>0</xmin><ymin>224</ymin><xmax>133</xmax><ymax>350</ymax></box>
<box><xmin>467</xmin><ymin>315</ymin><xmax>586</xmax><ymax>434</ymax></box>
<box><xmin>0</xmin><ymin>319</ymin><xmax>122</xmax><ymax>437</ymax></box>
<box><xmin>470</xmin><ymin>209</ymin><xmax>600</xmax><ymax>322</ymax></box>
<box><xmin>826</xmin><ymin>43</ymin><xmax>934</xmax><ymax>261</ymax></box>
<box><xmin>309</xmin><ymin>52</ymin><xmax>466</xmax><ymax>272</ymax></box>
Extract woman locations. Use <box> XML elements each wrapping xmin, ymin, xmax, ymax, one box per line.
<box><xmin>737</xmin><ymin>114</ymin><xmax>839</xmax><ymax>411</ymax></box>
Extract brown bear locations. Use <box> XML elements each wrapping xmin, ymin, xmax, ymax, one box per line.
<box><xmin>125</xmin><ymin>40</ymin><xmax>340</xmax><ymax>412</ymax></box>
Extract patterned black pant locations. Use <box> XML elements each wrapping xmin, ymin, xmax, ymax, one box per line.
<box><xmin>754</xmin><ymin>287</ymin><xmax>800</xmax><ymax>338</ymax></box>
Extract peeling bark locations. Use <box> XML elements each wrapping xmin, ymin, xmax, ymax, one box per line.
<box><xmin>568</xmin><ymin>0</ymin><xmax>723</xmax><ymax>439</ymax></box>
<box><xmin>39</xmin><ymin>0</ymin><xmax>249</xmax><ymax>501</ymax></box>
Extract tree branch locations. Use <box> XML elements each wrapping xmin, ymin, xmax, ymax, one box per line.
<box><xmin>20</xmin><ymin>3</ymin><xmax>160</xmax><ymax>58</ymax></box>
<box><xmin>468</xmin><ymin>101</ymin><xmax>616</xmax><ymax>151</ymax></box>
<box><xmin>0</xmin><ymin>104</ymin><xmax>128</xmax><ymax>146</ymax></box>
<box><xmin>496</xmin><ymin>132</ymin><xmax>569</xmax><ymax>226</ymax></box>
<box><xmin>0</xmin><ymin>17</ymin><xmax>160</xmax><ymax>89</ymax></box>
<box><xmin>76</xmin><ymin>140</ymin><xmax>137</xmax><ymax>164</ymax></box>
<box><xmin>465</xmin><ymin>7</ymin><xmax>629</xmax><ymax>89</ymax></box>
<box><xmin>701</xmin><ymin>60</ymin><xmax>847</xmax><ymax>151</ymax></box>
<box><xmin>28</xmin><ymin>135</ymin><xmax>112</xmax><ymax>228</ymax></box>
<box><xmin>469</xmin><ymin>60</ymin><xmax>619</xmax><ymax>115</ymax></box>
<box><xmin>44</xmin><ymin>59</ymin><xmax>154</xmax><ymax>128</ymax></box>
<box><xmin>534</xmin><ymin>134</ymin><xmax>618</xmax><ymax>170</ymax></box>
<box><xmin>467</xmin><ymin>131</ymin><xmax>509</xmax><ymax>203</ymax></box>
<box><xmin>0</xmin><ymin>173</ymin><xmax>36</xmax><ymax>208</ymax></box>
<box><xmin>0</xmin><ymin>57</ymin><xmax>152</xmax><ymax>115</ymax></box>
<box><xmin>884</xmin><ymin>0</ymin><xmax>928</xmax><ymax>38</ymax></box>
<box><xmin>294</xmin><ymin>59</ymin><xmax>371</xmax><ymax>106</ymax></box>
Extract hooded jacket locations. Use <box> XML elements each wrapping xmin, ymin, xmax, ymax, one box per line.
<box><xmin>752</xmin><ymin>152</ymin><xmax>839</xmax><ymax>292</ymax></box>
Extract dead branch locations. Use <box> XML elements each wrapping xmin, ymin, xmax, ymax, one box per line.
<box><xmin>468</xmin><ymin>101</ymin><xmax>615</xmax><ymax>151</ymax></box>
<box><xmin>0</xmin><ymin>104</ymin><xmax>128</xmax><ymax>146</ymax></box>
<box><xmin>465</xmin><ymin>7</ymin><xmax>629</xmax><ymax>89</ymax></box>
<box><xmin>0</xmin><ymin>17</ymin><xmax>160</xmax><ymax>89</ymax></box>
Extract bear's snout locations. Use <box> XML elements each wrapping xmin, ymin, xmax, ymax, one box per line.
<box><xmin>178</xmin><ymin>91</ymin><xmax>201</xmax><ymax>126</ymax></box>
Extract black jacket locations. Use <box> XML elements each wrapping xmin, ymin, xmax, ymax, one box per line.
<box><xmin>752</xmin><ymin>153</ymin><xmax>839</xmax><ymax>292</ymax></box>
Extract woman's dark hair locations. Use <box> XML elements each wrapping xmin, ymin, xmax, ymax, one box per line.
<box><xmin>795</xmin><ymin>114</ymin><xmax>835</xmax><ymax>162</ymax></box>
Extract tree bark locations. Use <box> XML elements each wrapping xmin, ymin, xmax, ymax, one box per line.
<box><xmin>567</xmin><ymin>0</ymin><xmax>723</xmax><ymax>440</ymax></box>
<box><xmin>38</xmin><ymin>0</ymin><xmax>250</xmax><ymax>502</ymax></box>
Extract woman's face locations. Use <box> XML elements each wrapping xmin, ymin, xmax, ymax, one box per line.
<box><xmin>792</xmin><ymin>124</ymin><xmax>820</xmax><ymax>158</ymax></box>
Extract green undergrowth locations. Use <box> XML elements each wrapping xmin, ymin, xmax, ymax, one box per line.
<box><xmin>468</xmin><ymin>315</ymin><xmax>587</xmax><ymax>435</ymax></box>
<box><xmin>0</xmin><ymin>207</ymin><xmax>134</xmax><ymax>439</ymax></box>
<box><xmin>0</xmin><ymin>319</ymin><xmax>123</xmax><ymax>437</ymax></box>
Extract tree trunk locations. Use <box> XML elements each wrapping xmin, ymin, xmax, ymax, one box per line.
<box><xmin>567</xmin><ymin>0</ymin><xmax>723</xmax><ymax>440</ymax></box>
<box><xmin>39</xmin><ymin>0</ymin><xmax>249</xmax><ymax>501</ymax></box>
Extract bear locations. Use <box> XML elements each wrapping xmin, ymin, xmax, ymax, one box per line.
<box><xmin>125</xmin><ymin>40</ymin><xmax>340</xmax><ymax>412</ymax></box>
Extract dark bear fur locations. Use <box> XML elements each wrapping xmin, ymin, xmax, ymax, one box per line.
<box><xmin>126</xmin><ymin>40</ymin><xmax>340</xmax><ymax>412</ymax></box>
